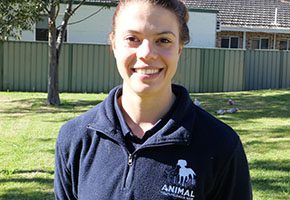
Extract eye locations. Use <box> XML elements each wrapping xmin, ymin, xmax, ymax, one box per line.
<box><xmin>156</xmin><ymin>38</ymin><xmax>172</xmax><ymax>46</ymax></box>
<box><xmin>125</xmin><ymin>36</ymin><xmax>140</xmax><ymax>44</ymax></box>
<box><xmin>160</xmin><ymin>38</ymin><xmax>171</xmax><ymax>43</ymax></box>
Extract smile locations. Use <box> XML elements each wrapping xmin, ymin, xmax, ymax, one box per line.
<box><xmin>133</xmin><ymin>68</ymin><xmax>162</xmax><ymax>75</ymax></box>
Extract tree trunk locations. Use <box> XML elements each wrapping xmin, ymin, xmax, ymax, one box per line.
<box><xmin>46</xmin><ymin>0</ymin><xmax>87</xmax><ymax>106</ymax></box>
<box><xmin>47</xmin><ymin>1</ymin><xmax>60</xmax><ymax>106</ymax></box>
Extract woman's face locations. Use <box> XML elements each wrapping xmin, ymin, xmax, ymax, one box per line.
<box><xmin>111</xmin><ymin>1</ymin><xmax>183</xmax><ymax>96</ymax></box>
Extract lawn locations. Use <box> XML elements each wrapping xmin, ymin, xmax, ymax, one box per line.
<box><xmin>0</xmin><ymin>89</ymin><xmax>289</xmax><ymax>199</ymax></box>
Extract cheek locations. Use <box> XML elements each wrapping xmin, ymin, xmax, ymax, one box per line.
<box><xmin>161</xmin><ymin>48</ymin><xmax>180</xmax><ymax>66</ymax></box>
<box><xmin>114</xmin><ymin>43</ymin><xmax>134</xmax><ymax>61</ymax></box>
<box><xmin>114</xmin><ymin>48</ymin><xmax>137</xmax><ymax>75</ymax></box>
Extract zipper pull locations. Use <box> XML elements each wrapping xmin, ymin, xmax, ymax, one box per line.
<box><xmin>128</xmin><ymin>154</ymin><xmax>133</xmax><ymax>166</ymax></box>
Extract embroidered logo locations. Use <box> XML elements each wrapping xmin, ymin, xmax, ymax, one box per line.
<box><xmin>161</xmin><ymin>159</ymin><xmax>196</xmax><ymax>200</ymax></box>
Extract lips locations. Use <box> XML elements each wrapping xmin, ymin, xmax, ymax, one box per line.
<box><xmin>134</xmin><ymin>68</ymin><xmax>161</xmax><ymax>75</ymax></box>
<box><xmin>131</xmin><ymin>66</ymin><xmax>163</xmax><ymax>75</ymax></box>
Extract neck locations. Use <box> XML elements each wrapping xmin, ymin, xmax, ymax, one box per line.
<box><xmin>118</xmin><ymin>85</ymin><xmax>175</xmax><ymax>139</ymax></box>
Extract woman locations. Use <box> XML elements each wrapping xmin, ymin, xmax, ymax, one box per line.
<box><xmin>54</xmin><ymin>0</ymin><xmax>252</xmax><ymax>199</ymax></box>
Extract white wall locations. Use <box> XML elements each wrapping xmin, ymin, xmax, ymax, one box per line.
<box><xmin>18</xmin><ymin>5</ymin><xmax>217</xmax><ymax>48</ymax></box>
<box><xmin>66</xmin><ymin>5</ymin><xmax>115</xmax><ymax>44</ymax></box>
<box><xmin>21</xmin><ymin>28</ymin><xmax>35</xmax><ymax>41</ymax></box>
<box><xmin>186</xmin><ymin>11</ymin><xmax>217</xmax><ymax>48</ymax></box>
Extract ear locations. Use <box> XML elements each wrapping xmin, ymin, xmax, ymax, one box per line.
<box><xmin>109</xmin><ymin>32</ymin><xmax>116</xmax><ymax>51</ymax></box>
<box><xmin>178</xmin><ymin>45</ymin><xmax>183</xmax><ymax>55</ymax></box>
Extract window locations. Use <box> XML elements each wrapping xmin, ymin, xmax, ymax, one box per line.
<box><xmin>279</xmin><ymin>40</ymin><xmax>290</xmax><ymax>50</ymax></box>
<box><xmin>36</xmin><ymin>16</ymin><xmax>49</xmax><ymax>41</ymax></box>
<box><xmin>251</xmin><ymin>38</ymin><xmax>269</xmax><ymax>49</ymax></box>
<box><xmin>221</xmin><ymin>38</ymin><xmax>229</xmax><ymax>48</ymax></box>
<box><xmin>261</xmin><ymin>38</ymin><xmax>269</xmax><ymax>49</ymax></box>
<box><xmin>35</xmin><ymin>16</ymin><xmax>67</xmax><ymax>42</ymax></box>
<box><xmin>221</xmin><ymin>37</ymin><xmax>239</xmax><ymax>48</ymax></box>
<box><xmin>230</xmin><ymin>37</ymin><xmax>239</xmax><ymax>48</ymax></box>
<box><xmin>252</xmin><ymin>39</ymin><xmax>259</xmax><ymax>49</ymax></box>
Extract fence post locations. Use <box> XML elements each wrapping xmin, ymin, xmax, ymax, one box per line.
<box><xmin>279</xmin><ymin>51</ymin><xmax>283</xmax><ymax>88</ymax></box>
<box><xmin>68</xmin><ymin>43</ymin><xmax>73</xmax><ymax>92</ymax></box>
<box><xmin>0</xmin><ymin>41</ymin><xmax>3</xmax><ymax>91</ymax></box>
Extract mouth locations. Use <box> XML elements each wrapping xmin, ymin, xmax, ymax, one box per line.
<box><xmin>132</xmin><ymin>68</ymin><xmax>163</xmax><ymax>75</ymax></box>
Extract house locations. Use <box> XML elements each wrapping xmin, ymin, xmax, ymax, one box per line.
<box><xmin>19</xmin><ymin>0</ymin><xmax>218</xmax><ymax>48</ymax></box>
<box><xmin>185</xmin><ymin>0</ymin><xmax>290</xmax><ymax>50</ymax></box>
<box><xmin>20</xmin><ymin>1</ymin><xmax>117</xmax><ymax>45</ymax></box>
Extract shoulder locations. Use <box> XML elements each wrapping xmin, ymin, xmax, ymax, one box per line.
<box><xmin>56</xmin><ymin>104</ymin><xmax>102</xmax><ymax>152</ymax></box>
<box><xmin>193</xmin><ymin>106</ymin><xmax>242</xmax><ymax>157</ymax></box>
<box><xmin>172</xmin><ymin>84</ymin><xmax>240</xmax><ymax>150</ymax></box>
<box><xmin>195</xmin><ymin>106</ymin><xmax>237</xmax><ymax>137</ymax></box>
<box><xmin>56</xmin><ymin>86</ymin><xmax>120</xmax><ymax>149</ymax></box>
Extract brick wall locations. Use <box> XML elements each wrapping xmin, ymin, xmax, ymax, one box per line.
<box><xmin>216</xmin><ymin>31</ymin><xmax>244</xmax><ymax>48</ymax></box>
<box><xmin>216</xmin><ymin>31</ymin><xmax>290</xmax><ymax>49</ymax></box>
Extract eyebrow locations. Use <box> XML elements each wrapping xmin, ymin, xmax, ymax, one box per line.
<box><xmin>125</xmin><ymin>30</ymin><xmax>177</xmax><ymax>38</ymax></box>
<box><xmin>157</xmin><ymin>31</ymin><xmax>177</xmax><ymax>38</ymax></box>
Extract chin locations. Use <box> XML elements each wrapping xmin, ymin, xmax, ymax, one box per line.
<box><xmin>129</xmin><ymin>83</ymin><xmax>166</xmax><ymax>97</ymax></box>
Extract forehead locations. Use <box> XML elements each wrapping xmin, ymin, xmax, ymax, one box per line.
<box><xmin>115</xmin><ymin>1</ymin><xmax>179</xmax><ymax>34</ymax></box>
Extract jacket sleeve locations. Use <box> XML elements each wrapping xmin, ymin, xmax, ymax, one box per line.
<box><xmin>54</xmin><ymin>140</ymin><xmax>77</xmax><ymax>200</ymax></box>
<box><xmin>211</xmin><ymin>139</ymin><xmax>252</xmax><ymax>200</ymax></box>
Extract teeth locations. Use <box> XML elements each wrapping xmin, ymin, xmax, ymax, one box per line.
<box><xmin>135</xmin><ymin>69</ymin><xmax>160</xmax><ymax>75</ymax></box>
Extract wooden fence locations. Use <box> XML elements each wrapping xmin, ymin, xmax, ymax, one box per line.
<box><xmin>0</xmin><ymin>41</ymin><xmax>290</xmax><ymax>93</ymax></box>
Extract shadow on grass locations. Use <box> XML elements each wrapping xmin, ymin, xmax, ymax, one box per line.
<box><xmin>0</xmin><ymin>188</ymin><xmax>54</xmax><ymax>200</ymax></box>
<box><xmin>0</xmin><ymin>169</ymin><xmax>54</xmax><ymax>178</ymax></box>
<box><xmin>190</xmin><ymin>91</ymin><xmax>290</xmax><ymax>119</ymax></box>
<box><xmin>232</xmin><ymin>123</ymin><xmax>290</xmax><ymax>139</ymax></box>
<box><xmin>12</xmin><ymin>169</ymin><xmax>54</xmax><ymax>175</ymax></box>
<box><xmin>45</xmin><ymin>149</ymin><xmax>55</xmax><ymax>155</ymax></box>
<box><xmin>250</xmin><ymin>159</ymin><xmax>290</xmax><ymax>196</ymax></box>
<box><xmin>243</xmin><ymin>138</ymin><xmax>289</xmax><ymax>155</ymax></box>
<box><xmin>34</xmin><ymin>138</ymin><xmax>56</xmax><ymax>155</ymax></box>
<box><xmin>14</xmin><ymin>98</ymin><xmax>102</xmax><ymax>109</ymax></box>
<box><xmin>1</xmin><ymin>97</ymin><xmax>103</xmax><ymax>119</ymax></box>
<box><xmin>0</xmin><ymin>169</ymin><xmax>54</xmax><ymax>200</ymax></box>
<box><xmin>0</xmin><ymin>177</ymin><xmax>53</xmax><ymax>185</ymax></box>
<box><xmin>252</xmin><ymin>159</ymin><xmax>290</xmax><ymax>172</ymax></box>
<box><xmin>0</xmin><ymin>180</ymin><xmax>53</xmax><ymax>199</ymax></box>
<box><xmin>42</xmin><ymin>117</ymin><xmax>80</xmax><ymax>123</ymax></box>
<box><xmin>251</xmin><ymin>176</ymin><xmax>290</xmax><ymax>196</ymax></box>
<box><xmin>36</xmin><ymin>138</ymin><xmax>55</xmax><ymax>143</ymax></box>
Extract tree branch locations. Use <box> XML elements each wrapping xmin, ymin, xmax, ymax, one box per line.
<box><xmin>55</xmin><ymin>0</ymin><xmax>74</xmax><ymax>61</ymax></box>
<box><xmin>55</xmin><ymin>1</ymin><xmax>60</xmax><ymax>19</ymax></box>
<box><xmin>71</xmin><ymin>0</ymin><xmax>86</xmax><ymax>16</ymax></box>
<box><xmin>44</xmin><ymin>6</ymin><xmax>50</xmax><ymax>14</ymax></box>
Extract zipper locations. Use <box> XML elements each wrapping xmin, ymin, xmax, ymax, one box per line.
<box><xmin>124</xmin><ymin>153</ymin><xmax>135</xmax><ymax>189</ymax></box>
<box><xmin>87</xmin><ymin>125</ymin><xmax>189</xmax><ymax>189</ymax></box>
<box><xmin>123</xmin><ymin>142</ymin><xmax>187</xmax><ymax>189</ymax></box>
<box><xmin>128</xmin><ymin>153</ymin><xmax>133</xmax><ymax>166</ymax></box>
<box><xmin>88</xmin><ymin>126</ymin><xmax>136</xmax><ymax>189</ymax></box>
<box><xmin>126</xmin><ymin>142</ymin><xmax>184</xmax><ymax>167</ymax></box>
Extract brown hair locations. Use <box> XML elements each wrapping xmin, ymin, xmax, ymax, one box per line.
<box><xmin>111</xmin><ymin>0</ymin><xmax>190</xmax><ymax>45</ymax></box>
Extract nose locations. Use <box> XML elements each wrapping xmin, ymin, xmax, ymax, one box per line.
<box><xmin>136</xmin><ymin>40</ymin><xmax>158</xmax><ymax>60</ymax></box>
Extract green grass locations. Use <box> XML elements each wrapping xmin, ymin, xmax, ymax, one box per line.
<box><xmin>0</xmin><ymin>89</ymin><xmax>290</xmax><ymax>199</ymax></box>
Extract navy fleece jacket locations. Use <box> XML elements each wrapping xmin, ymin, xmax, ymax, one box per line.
<box><xmin>54</xmin><ymin>84</ymin><xmax>252</xmax><ymax>200</ymax></box>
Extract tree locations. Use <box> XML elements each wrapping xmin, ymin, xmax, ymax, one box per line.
<box><xmin>0</xmin><ymin>0</ymin><xmax>86</xmax><ymax>105</ymax></box>
<box><xmin>0</xmin><ymin>0</ymin><xmax>46</xmax><ymax>41</ymax></box>
<box><xmin>46</xmin><ymin>0</ymin><xmax>117</xmax><ymax>105</ymax></box>
<box><xmin>1</xmin><ymin>0</ymin><xmax>116</xmax><ymax>106</ymax></box>
<box><xmin>46</xmin><ymin>0</ymin><xmax>87</xmax><ymax>105</ymax></box>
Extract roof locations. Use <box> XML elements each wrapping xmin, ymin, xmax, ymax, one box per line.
<box><xmin>71</xmin><ymin>0</ymin><xmax>118</xmax><ymax>6</ymax></box>
<box><xmin>184</xmin><ymin>0</ymin><xmax>290</xmax><ymax>30</ymax></box>
<box><xmin>84</xmin><ymin>0</ymin><xmax>117</xmax><ymax>3</ymax></box>
<box><xmin>73</xmin><ymin>0</ymin><xmax>290</xmax><ymax>31</ymax></box>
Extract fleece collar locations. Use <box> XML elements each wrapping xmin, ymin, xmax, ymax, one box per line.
<box><xmin>87</xmin><ymin>85</ymin><xmax>197</xmax><ymax>147</ymax></box>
